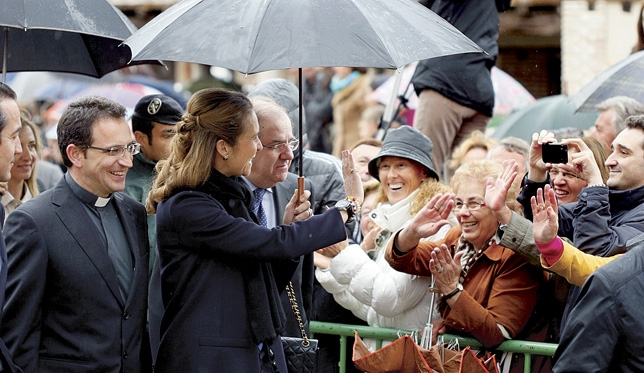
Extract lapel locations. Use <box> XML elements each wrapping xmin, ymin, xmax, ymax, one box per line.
<box><xmin>52</xmin><ymin>182</ymin><xmax>125</xmax><ymax>307</ymax></box>
<box><xmin>273</xmin><ymin>173</ymin><xmax>300</xmax><ymax>224</ymax></box>
<box><xmin>112</xmin><ymin>193</ymin><xmax>145</xmax><ymax>307</ymax></box>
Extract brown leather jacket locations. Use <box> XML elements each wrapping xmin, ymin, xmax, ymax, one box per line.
<box><xmin>386</xmin><ymin>226</ymin><xmax>543</xmax><ymax>348</ymax></box>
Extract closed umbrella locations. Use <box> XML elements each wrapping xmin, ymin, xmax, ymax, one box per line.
<box><xmin>124</xmin><ymin>0</ymin><xmax>483</xmax><ymax>181</ymax></box>
<box><xmin>0</xmin><ymin>0</ymin><xmax>158</xmax><ymax>83</ymax></box>
<box><xmin>571</xmin><ymin>50</ymin><xmax>644</xmax><ymax>112</ymax></box>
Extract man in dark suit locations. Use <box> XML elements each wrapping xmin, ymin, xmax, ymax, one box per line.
<box><xmin>1</xmin><ymin>96</ymin><xmax>150</xmax><ymax>372</ymax></box>
<box><xmin>0</xmin><ymin>83</ymin><xmax>25</xmax><ymax>373</ymax></box>
<box><xmin>246</xmin><ymin>97</ymin><xmax>316</xmax><ymax>335</ymax></box>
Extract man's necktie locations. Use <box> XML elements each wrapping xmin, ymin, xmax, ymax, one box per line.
<box><xmin>253</xmin><ymin>188</ymin><xmax>268</xmax><ymax>227</ymax></box>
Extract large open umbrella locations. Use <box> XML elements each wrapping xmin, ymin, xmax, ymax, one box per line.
<box><xmin>571</xmin><ymin>50</ymin><xmax>644</xmax><ymax>113</ymax></box>
<box><xmin>124</xmin><ymin>0</ymin><xmax>483</xmax><ymax>183</ymax></box>
<box><xmin>0</xmin><ymin>0</ymin><xmax>158</xmax><ymax>83</ymax></box>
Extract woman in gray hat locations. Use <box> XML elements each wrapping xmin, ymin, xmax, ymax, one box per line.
<box><xmin>315</xmin><ymin>126</ymin><xmax>456</xmax><ymax>348</ymax></box>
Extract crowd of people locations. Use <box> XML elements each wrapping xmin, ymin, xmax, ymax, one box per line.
<box><xmin>0</xmin><ymin>67</ymin><xmax>642</xmax><ymax>373</ymax></box>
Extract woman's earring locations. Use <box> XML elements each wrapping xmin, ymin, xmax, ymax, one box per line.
<box><xmin>223</xmin><ymin>154</ymin><xmax>229</xmax><ymax>161</ymax></box>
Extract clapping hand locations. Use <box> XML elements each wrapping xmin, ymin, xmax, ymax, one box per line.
<box><xmin>429</xmin><ymin>244</ymin><xmax>463</xmax><ymax>295</ymax></box>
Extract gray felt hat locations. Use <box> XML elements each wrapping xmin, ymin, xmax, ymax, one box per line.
<box><xmin>368</xmin><ymin>126</ymin><xmax>439</xmax><ymax>181</ymax></box>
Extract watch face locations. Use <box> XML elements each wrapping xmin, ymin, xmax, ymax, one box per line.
<box><xmin>335</xmin><ymin>199</ymin><xmax>350</xmax><ymax>209</ymax></box>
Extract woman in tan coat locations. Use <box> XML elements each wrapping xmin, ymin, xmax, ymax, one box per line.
<box><xmin>330</xmin><ymin>67</ymin><xmax>372</xmax><ymax>157</ymax></box>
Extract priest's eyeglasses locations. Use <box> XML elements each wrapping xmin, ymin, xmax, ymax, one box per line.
<box><xmin>85</xmin><ymin>142</ymin><xmax>141</xmax><ymax>157</ymax></box>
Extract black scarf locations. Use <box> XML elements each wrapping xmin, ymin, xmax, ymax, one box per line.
<box><xmin>195</xmin><ymin>168</ymin><xmax>286</xmax><ymax>344</ymax></box>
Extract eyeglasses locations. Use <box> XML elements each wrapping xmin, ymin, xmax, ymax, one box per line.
<box><xmin>454</xmin><ymin>200</ymin><xmax>486</xmax><ymax>211</ymax></box>
<box><xmin>85</xmin><ymin>142</ymin><xmax>141</xmax><ymax>157</ymax></box>
<box><xmin>549</xmin><ymin>168</ymin><xmax>582</xmax><ymax>181</ymax></box>
<box><xmin>262</xmin><ymin>139</ymin><xmax>299</xmax><ymax>153</ymax></box>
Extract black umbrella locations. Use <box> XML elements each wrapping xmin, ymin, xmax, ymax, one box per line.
<box><xmin>571</xmin><ymin>50</ymin><xmax>644</xmax><ymax>113</ymax></box>
<box><xmin>0</xmin><ymin>0</ymin><xmax>158</xmax><ymax>83</ymax></box>
<box><xmin>124</xmin><ymin>0</ymin><xmax>483</xmax><ymax>185</ymax></box>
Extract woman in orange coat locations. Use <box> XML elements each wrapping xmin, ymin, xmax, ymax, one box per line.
<box><xmin>386</xmin><ymin>160</ymin><xmax>545</xmax><ymax>371</ymax></box>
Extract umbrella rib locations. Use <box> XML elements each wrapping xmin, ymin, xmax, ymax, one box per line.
<box><xmin>244</xmin><ymin>0</ymin><xmax>273</xmax><ymax>73</ymax></box>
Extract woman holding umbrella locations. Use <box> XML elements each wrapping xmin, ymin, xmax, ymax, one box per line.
<box><xmin>146</xmin><ymin>88</ymin><xmax>362</xmax><ymax>372</ymax></box>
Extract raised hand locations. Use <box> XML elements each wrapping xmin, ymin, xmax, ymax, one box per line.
<box><xmin>396</xmin><ymin>193</ymin><xmax>455</xmax><ymax>252</ymax></box>
<box><xmin>531</xmin><ymin>185</ymin><xmax>559</xmax><ymax>244</ymax></box>
<box><xmin>485</xmin><ymin>160</ymin><xmax>517</xmax><ymax>219</ymax></box>
<box><xmin>342</xmin><ymin>150</ymin><xmax>364</xmax><ymax>206</ymax></box>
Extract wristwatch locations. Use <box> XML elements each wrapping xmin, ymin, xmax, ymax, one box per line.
<box><xmin>335</xmin><ymin>198</ymin><xmax>358</xmax><ymax>223</ymax></box>
<box><xmin>443</xmin><ymin>283</ymin><xmax>463</xmax><ymax>301</ymax></box>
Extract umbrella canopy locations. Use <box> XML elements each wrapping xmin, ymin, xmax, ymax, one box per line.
<box><xmin>491</xmin><ymin>94</ymin><xmax>598</xmax><ymax>142</ymax></box>
<box><xmin>571</xmin><ymin>50</ymin><xmax>644</xmax><ymax>113</ymax></box>
<box><xmin>0</xmin><ymin>0</ymin><xmax>158</xmax><ymax>82</ymax></box>
<box><xmin>124</xmin><ymin>0</ymin><xmax>483</xmax><ymax>73</ymax></box>
<box><xmin>123</xmin><ymin>0</ymin><xmax>483</xmax><ymax>178</ymax></box>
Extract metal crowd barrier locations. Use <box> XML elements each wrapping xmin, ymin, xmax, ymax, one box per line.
<box><xmin>310</xmin><ymin>321</ymin><xmax>558</xmax><ymax>373</ymax></box>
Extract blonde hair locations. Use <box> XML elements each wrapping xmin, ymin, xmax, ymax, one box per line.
<box><xmin>17</xmin><ymin>108</ymin><xmax>40</xmax><ymax>197</ymax></box>
<box><xmin>450</xmin><ymin>160</ymin><xmax>522</xmax><ymax>215</ymax></box>
<box><xmin>448</xmin><ymin>130</ymin><xmax>498</xmax><ymax>171</ymax></box>
<box><xmin>146</xmin><ymin>89</ymin><xmax>253</xmax><ymax>213</ymax></box>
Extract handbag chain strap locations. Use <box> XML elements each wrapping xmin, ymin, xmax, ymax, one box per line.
<box><xmin>286</xmin><ymin>281</ymin><xmax>311</xmax><ymax>347</ymax></box>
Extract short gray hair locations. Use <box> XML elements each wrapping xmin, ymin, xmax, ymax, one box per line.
<box><xmin>597</xmin><ymin>96</ymin><xmax>644</xmax><ymax>136</ymax></box>
<box><xmin>488</xmin><ymin>136</ymin><xmax>530</xmax><ymax>172</ymax></box>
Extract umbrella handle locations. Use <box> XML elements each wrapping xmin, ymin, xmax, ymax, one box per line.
<box><xmin>298</xmin><ymin>177</ymin><xmax>305</xmax><ymax>204</ymax></box>
<box><xmin>2</xmin><ymin>27</ymin><xmax>7</xmax><ymax>84</ymax></box>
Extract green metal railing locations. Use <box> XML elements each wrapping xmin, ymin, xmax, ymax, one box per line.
<box><xmin>310</xmin><ymin>321</ymin><xmax>558</xmax><ymax>373</ymax></box>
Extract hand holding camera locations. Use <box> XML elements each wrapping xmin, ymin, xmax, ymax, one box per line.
<box><xmin>559</xmin><ymin>138</ymin><xmax>604</xmax><ymax>186</ymax></box>
<box><xmin>528</xmin><ymin>130</ymin><xmax>557</xmax><ymax>182</ymax></box>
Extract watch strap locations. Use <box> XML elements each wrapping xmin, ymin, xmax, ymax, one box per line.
<box><xmin>443</xmin><ymin>284</ymin><xmax>462</xmax><ymax>300</ymax></box>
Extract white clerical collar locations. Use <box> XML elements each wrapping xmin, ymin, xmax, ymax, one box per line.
<box><xmin>95</xmin><ymin>196</ymin><xmax>111</xmax><ymax>207</ymax></box>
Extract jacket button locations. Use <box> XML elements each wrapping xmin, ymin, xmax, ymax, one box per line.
<box><xmin>123</xmin><ymin>312</ymin><xmax>130</xmax><ymax>320</ymax></box>
<box><xmin>123</xmin><ymin>352</ymin><xmax>128</xmax><ymax>359</ymax></box>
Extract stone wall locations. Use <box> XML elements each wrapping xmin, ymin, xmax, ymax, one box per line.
<box><xmin>562</xmin><ymin>0</ymin><xmax>640</xmax><ymax>95</ymax></box>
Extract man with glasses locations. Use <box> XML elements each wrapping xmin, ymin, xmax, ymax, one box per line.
<box><xmin>2</xmin><ymin>96</ymin><xmax>151</xmax><ymax>372</ymax></box>
<box><xmin>242</xmin><ymin>97</ymin><xmax>317</xmax><ymax>370</ymax></box>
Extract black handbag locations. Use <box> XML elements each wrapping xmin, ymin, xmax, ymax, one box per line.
<box><xmin>281</xmin><ymin>282</ymin><xmax>318</xmax><ymax>373</ymax></box>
